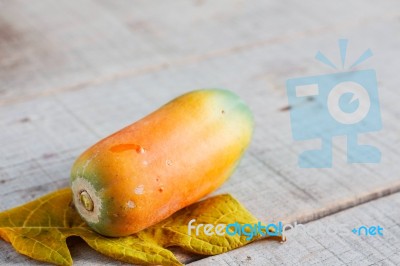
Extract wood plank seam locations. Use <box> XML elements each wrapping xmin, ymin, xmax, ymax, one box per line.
<box><xmin>280</xmin><ymin>179</ymin><xmax>400</xmax><ymax>225</ymax></box>
<box><xmin>1</xmin><ymin>12</ymin><xmax>398</xmax><ymax>107</ymax></box>
<box><xmin>188</xmin><ymin>184</ymin><xmax>400</xmax><ymax>264</ymax></box>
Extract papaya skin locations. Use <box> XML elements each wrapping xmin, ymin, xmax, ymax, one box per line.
<box><xmin>70</xmin><ymin>89</ymin><xmax>253</xmax><ymax>237</ymax></box>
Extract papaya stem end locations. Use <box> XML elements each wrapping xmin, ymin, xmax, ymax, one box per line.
<box><xmin>79</xmin><ymin>190</ymin><xmax>94</xmax><ymax>211</ymax></box>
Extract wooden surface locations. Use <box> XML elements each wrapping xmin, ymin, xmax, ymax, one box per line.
<box><xmin>191</xmin><ymin>193</ymin><xmax>400</xmax><ymax>266</ymax></box>
<box><xmin>1</xmin><ymin>0</ymin><xmax>400</xmax><ymax>265</ymax></box>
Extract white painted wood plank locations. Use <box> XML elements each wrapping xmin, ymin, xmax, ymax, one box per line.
<box><xmin>1</xmin><ymin>0</ymin><xmax>399</xmax><ymax>104</ymax></box>
<box><xmin>189</xmin><ymin>192</ymin><xmax>400</xmax><ymax>265</ymax></box>
<box><xmin>1</xmin><ymin>1</ymin><xmax>400</xmax><ymax>265</ymax></box>
<box><xmin>1</xmin><ymin>29</ymin><xmax>400</xmax><ymax>262</ymax></box>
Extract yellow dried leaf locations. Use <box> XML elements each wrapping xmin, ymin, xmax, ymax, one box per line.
<box><xmin>0</xmin><ymin>188</ymin><xmax>280</xmax><ymax>265</ymax></box>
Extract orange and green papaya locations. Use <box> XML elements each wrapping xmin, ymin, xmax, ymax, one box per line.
<box><xmin>70</xmin><ymin>89</ymin><xmax>253</xmax><ymax>237</ymax></box>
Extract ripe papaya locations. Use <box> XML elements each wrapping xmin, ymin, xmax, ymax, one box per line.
<box><xmin>70</xmin><ymin>89</ymin><xmax>253</xmax><ymax>237</ymax></box>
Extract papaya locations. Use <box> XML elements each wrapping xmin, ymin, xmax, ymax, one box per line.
<box><xmin>70</xmin><ymin>89</ymin><xmax>254</xmax><ymax>237</ymax></box>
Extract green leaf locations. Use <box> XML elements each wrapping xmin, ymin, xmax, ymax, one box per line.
<box><xmin>0</xmin><ymin>188</ymin><xmax>281</xmax><ymax>265</ymax></box>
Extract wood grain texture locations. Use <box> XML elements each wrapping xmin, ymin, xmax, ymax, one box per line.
<box><xmin>1</xmin><ymin>0</ymin><xmax>400</xmax><ymax>265</ymax></box>
<box><xmin>0</xmin><ymin>0</ymin><xmax>399</xmax><ymax>104</ymax></box>
<box><xmin>190</xmin><ymin>192</ymin><xmax>400</xmax><ymax>266</ymax></box>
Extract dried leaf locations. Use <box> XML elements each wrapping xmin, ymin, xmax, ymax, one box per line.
<box><xmin>0</xmin><ymin>188</ymin><xmax>280</xmax><ymax>265</ymax></box>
